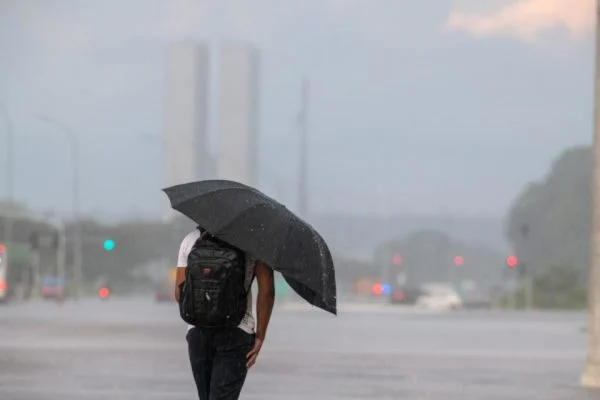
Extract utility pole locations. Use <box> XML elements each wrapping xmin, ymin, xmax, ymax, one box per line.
<box><xmin>506</xmin><ymin>268</ymin><xmax>516</xmax><ymax>310</ymax></box>
<box><xmin>522</xmin><ymin>264</ymin><xmax>533</xmax><ymax>309</ymax></box>
<box><xmin>521</xmin><ymin>224</ymin><xmax>533</xmax><ymax>310</ymax></box>
<box><xmin>581</xmin><ymin>0</ymin><xmax>600</xmax><ymax>388</ymax></box>
<box><xmin>52</xmin><ymin>218</ymin><xmax>67</xmax><ymax>301</ymax></box>
<box><xmin>297</xmin><ymin>76</ymin><xmax>309</xmax><ymax>219</ymax></box>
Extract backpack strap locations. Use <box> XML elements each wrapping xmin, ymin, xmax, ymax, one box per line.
<box><xmin>245</xmin><ymin>269</ymin><xmax>256</xmax><ymax>296</ymax></box>
<box><xmin>244</xmin><ymin>261</ymin><xmax>258</xmax><ymax>296</ymax></box>
<box><xmin>197</xmin><ymin>226</ymin><xmax>213</xmax><ymax>241</ymax></box>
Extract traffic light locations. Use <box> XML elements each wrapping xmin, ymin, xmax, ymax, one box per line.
<box><xmin>392</xmin><ymin>254</ymin><xmax>402</xmax><ymax>265</ymax></box>
<box><xmin>0</xmin><ymin>243</ymin><xmax>5</xmax><ymax>253</ymax></box>
<box><xmin>454</xmin><ymin>256</ymin><xmax>464</xmax><ymax>266</ymax></box>
<box><xmin>103</xmin><ymin>239</ymin><xmax>115</xmax><ymax>252</ymax></box>
<box><xmin>506</xmin><ymin>255</ymin><xmax>518</xmax><ymax>268</ymax></box>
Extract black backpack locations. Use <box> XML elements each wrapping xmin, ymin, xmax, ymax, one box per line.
<box><xmin>178</xmin><ymin>229</ymin><xmax>250</xmax><ymax>328</ymax></box>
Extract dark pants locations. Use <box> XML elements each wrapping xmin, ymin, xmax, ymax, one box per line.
<box><xmin>187</xmin><ymin>327</ymin><xmax>255</xmax><ymax>400</ymax></box>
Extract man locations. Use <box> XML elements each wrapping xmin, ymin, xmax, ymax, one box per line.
<box><xmin>174</xmin><ymin>228</ymin><xmax>275</xmax><ymax>400</ymax></box>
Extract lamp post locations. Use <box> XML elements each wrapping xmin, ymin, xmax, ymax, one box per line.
<box><xmin>38</xmin><ymin>115</ymin><xmax>82</xmax><ymax>299</ymax></box>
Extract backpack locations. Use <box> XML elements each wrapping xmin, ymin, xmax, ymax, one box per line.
<box><xmin>178</xmin><ymin>229</ymin><xmax>250</xmax><ymax>328</ymax></box>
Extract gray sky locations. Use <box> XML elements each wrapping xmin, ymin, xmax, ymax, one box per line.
<box><xmin>0</xmin><ymin>0</ymin><xmax>594</xmax><ymax>220</ymax></box>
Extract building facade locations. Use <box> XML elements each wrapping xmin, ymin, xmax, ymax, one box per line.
<box><xmin>217</xmin><ymin>42</ymin><xmax>260</xmax><ymax>187</ymax></box>
<box><xmin>163</xmin><ymin>41</ymin><xmax>210</xmax><ymax>219</ymax></box>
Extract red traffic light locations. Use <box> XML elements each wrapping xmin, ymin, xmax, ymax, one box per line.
<box><xmin>98</xmin><ymin>287</ymin><xmax>110</xmax><ymax>298</ymax></box>
<box><xmin>392</xmin><ymin>254</ymin><xmax>402</xmax><ymax>265</ymax></box>
<box><xmin>454</xmin><ymin>256</ymin><xmax>464</xmax><ymax>266</ymax></box>
<box><xmin>0</xmin><ymin>243</ymin><xmax>5</xmax><ymax>253</ymax></box>
<box><xmin>506</xmin><ymin>255</ymin><xmax>518</xmax><ymax>268</ymax></box>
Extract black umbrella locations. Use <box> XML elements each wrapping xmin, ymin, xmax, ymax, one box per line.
<box><xmin>162</xmin><ymin>180</ymin><xmax>337</xmax><ymax>315</ymax></box>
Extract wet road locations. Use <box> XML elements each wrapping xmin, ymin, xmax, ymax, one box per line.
<box><xmin>0</xmin><ymin>298</ymin><xmax>596</xmax><ymax>399</ymax></box>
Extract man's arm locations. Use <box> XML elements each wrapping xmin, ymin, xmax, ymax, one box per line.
<box><xmin>254</xmin><ymin>261</ymin><xmax>275</xmax><ymax>341</ymax></box>
<box><xmin>247</xmin><ymin>260</ymin><xmax>275</xmax><ymax>369</ymax></box>
<box><xmin>174</xmin><ymin>267</ymin><xmax>186</xmax><ymax>302</ymax></box>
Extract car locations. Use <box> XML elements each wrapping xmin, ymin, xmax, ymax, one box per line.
<box><xmin>41</xmin><ymin>276</ymin><xmax>65</xmax><ymax>300</ymax></box>
<box><xmin>389</xmin><ymin>286</ymin><xmax>425</xmax><ymax>305</ymax></box>
<box><xmin>415</xmin><ymin>284</ymin><xmax>462</xmax><ymax>310</ymax></box>
<box><xmin>155</xmin><ymin>281</ymin><xmax>174</xmax><ymax>302</ymax></box>
<box><xmin>460</xmin><ymin>286</ymin><xmax>493</xmax><ymax>309</ymax></box>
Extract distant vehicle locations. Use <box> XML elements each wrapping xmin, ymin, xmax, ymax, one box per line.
<box><xmin>155</xmin><ymin>281</ymin><xmax>174</xmax><ymax>302</ymax></box>
<box><xmin>460</xmin><ymin>286</ymin><xmax>493</xmax><ymax>309</ymax></box>
<box><xmin>370</xmin><ymin>282</ymin><xmax>392</xmax><ymax>297</ymax></box>
<box><xmin>155</xmin><ymin>267</ymin><xmax>176</xmax><ymax>303</ymax></box>
<box><xmin>0</xmin><ymin>242</ymin><xmax>36</xmax><ymax>302</ymax></box>
<box><xmin>390</xmin><ymin>284</ymin><xmax>462</xmax><ymax>309</ymax></box>
<box><xmin>389</xmin><ymin>286</ymin><xmax>425</xmax><ymax>305</ymax></box>
<box><xmin>0</xmin><ymin>244</ymin><xmax>7</xmax><ymax>303</ymax></box>
<box><xmin>41</xmin><ymin>275</ymin><xmax>65</xmax><ymax>300</ymax></box>
<box><xmin>415</xmin><ymin>284</ymin><xmax>462</xmax><ymax>310</ymax></box>
<box><xmin>353</xmin><ymin>277</ymin><xmax>373</xmax><ymax>296</ymax></box>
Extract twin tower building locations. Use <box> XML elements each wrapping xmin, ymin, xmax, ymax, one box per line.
<box><xmin>163</xmin><ymin>41</ymin><xmax>259</xmax><ymax>216</ymax></box>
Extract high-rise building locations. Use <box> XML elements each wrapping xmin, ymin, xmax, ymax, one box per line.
<box><xmin>217</xmin><ymin>42</ymin><xmax>260</xmax><ymax>187</ymax></box>
<box><xmin>163</xmin><ymin>41</ymin><xmax>210</xmax><ymax>218</ymax></box>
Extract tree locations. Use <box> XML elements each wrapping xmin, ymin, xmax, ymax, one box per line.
<box><xmin>532</xmin><ymin>264</ymin><xmax>586</xmax><ymax>309</ymax></box>
<box><xmin>506</xmin><ymin>146</ymin><xmax>592</xmax><ymax>276</ymax></box>
<box><xmin>375</xmin><ymin>229</ymin><xmax>504</xmax><ymax>287</ymax></box>
<box><xmin>503</xmin><ymin>263</ymin><xmax>586</xmax><ymax>310</ymax></box>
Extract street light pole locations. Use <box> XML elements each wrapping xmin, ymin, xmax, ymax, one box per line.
<box><xmin>38</xmin><ymin>116</ymin><xmax>83</xmax><ymax>300</ymax></box>
<box><xmin>581</xmin><ymin>0</ymin><xmax>600</xmax><ymax>388</ymax></box>
<box><xmin>0</xmin><ymin>105</ymin><xmax>14</xmax><ymax>247</ymax></box>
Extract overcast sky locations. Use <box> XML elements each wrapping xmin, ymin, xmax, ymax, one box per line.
<box><xmin>0</xmin><ymin>0</ymin><xmax>595</xmax><ymax>220</ymax></box>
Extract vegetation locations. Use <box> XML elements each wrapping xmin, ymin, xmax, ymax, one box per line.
<box><xmin>501</xmin><ymin>145</ymin><xmax>592</xmax><ymax>309</ymax></box>
<box><xmin>505</xmin><ymin>146</ymin><xmax>592</xmax><ymax>277</ymax></box>
<box><xmin>500</xmin><ymin>264</ymin><xmax>587</xmax><ymax>310</ymax></box>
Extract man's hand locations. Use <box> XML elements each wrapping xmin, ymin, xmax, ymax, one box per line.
<box><xmin>249</xmin><ymin>261</ymin><xmax>274</xmax><ymax>369</ymax></box>
<box><xmin>246</xmin><ymin>337</ymin><xmax>263</xmax><ymax>369</ymax></box>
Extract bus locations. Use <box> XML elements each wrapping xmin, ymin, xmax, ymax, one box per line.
<box><xmin>0</xmin><ymin>242</ymin><xmax>34</xmax><ymax>303</ymax></box>
<box><xmin>0</xmin><ymin>243</ymin><xmax>7</xmax><ymax>302</ymax></box>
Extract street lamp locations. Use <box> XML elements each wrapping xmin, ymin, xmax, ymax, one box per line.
<box><xmin>38</xmin><ymin>115</ymin><xmax>83</xmax><ymax>299</ymax></box>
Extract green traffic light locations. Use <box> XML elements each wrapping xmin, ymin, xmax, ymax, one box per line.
<box><xmin>103</xmin><ymin>239</ymin><xmax>115</xmax><ymax>252</ymax></box>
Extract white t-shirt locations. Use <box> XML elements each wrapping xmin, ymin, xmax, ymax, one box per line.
<box><xmin>177</xmin><ymin>229</ymin><xmax>255</xmax><ymax>334</ymax></box>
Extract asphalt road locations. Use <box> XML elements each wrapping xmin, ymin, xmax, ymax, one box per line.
<box><xmin>0</xmin><ymin>298</ymin><xmax>597</xmax><ymax>400</ymax></box>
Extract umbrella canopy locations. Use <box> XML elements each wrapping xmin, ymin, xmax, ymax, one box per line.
<box><xmin>163</xmin><ymin>180</ymin><xmax>337</xmax><ymax>315</ymax></box>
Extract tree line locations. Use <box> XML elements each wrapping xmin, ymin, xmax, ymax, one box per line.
<box><xmin>504</xmin><ymin>145</ymin><xmax>591</xmax><ymax>308</ymax></box>
<box><xmin>0</xmin><ymin>144</ymin><xmax>593</xmax><ymax>304</ymax></box>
